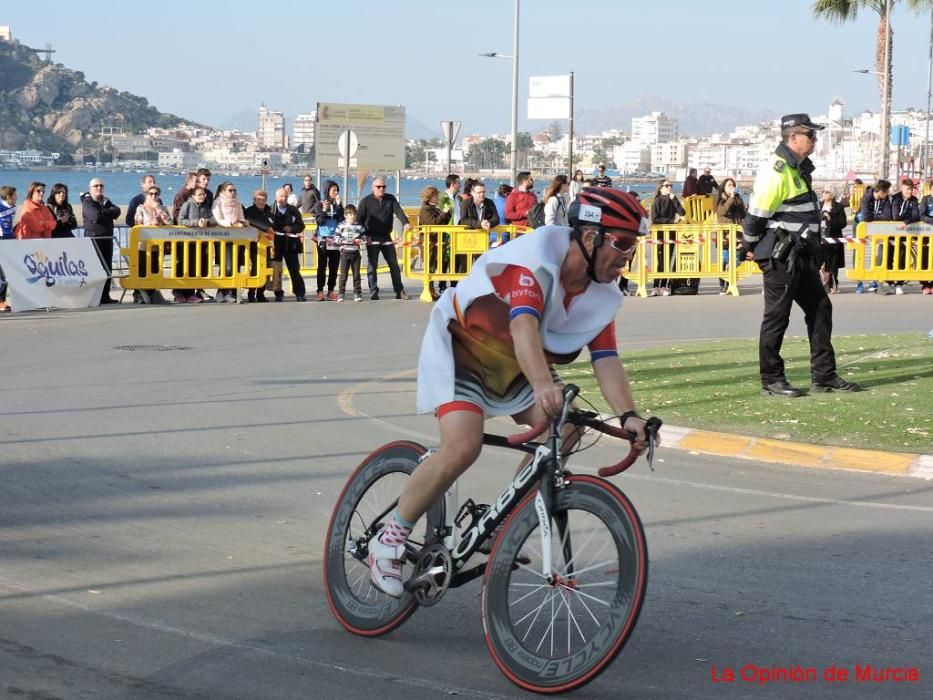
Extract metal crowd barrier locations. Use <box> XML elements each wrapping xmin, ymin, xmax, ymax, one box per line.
<box><xmin>682</xmin><ymin>195</ymin><xmax>715</xmax><ymax>224</ymax></box>
<box><xmin>75</xmin><ymin>225</ymin><xmax>131</xmax><ymax>276</ymax></box>
<box><xmin>403</xmin><ymin>224</ymin><xmax>530</xmax><ymax>301</ymax></box>
<box><xmin>637</xmin><ymin>195</ymin><xmax>713</xmax><ymax>224</ymax></box>
<box><xmin>847</xmin><ymin>221</ymin><xmax>933</xmax><ymax>283</ymax></box>
<box><xmin>848</xmin><ymin>184</ymin><xmax>866</xmax><ymax>211</ymax></box>
<box><xmin>631</xmin><ymin>223</ymin><xmax>756</xmax><ymax>297</ymax></box>
<box><xmin>119</xmin><ymin>225</ymin><xmax>272</xmax><ymax>302</ymax></box>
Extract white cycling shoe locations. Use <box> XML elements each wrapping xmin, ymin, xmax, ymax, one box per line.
<box><xmin>368</xmin><ymin>538</ymin><xmax>407</xmax><ymax>598</ymax></box>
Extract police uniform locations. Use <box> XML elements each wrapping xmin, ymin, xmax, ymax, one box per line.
<box><xmin>741</xmin><ymin>114</ymin><xmax>858</xmax><ymax>396</ymax></box>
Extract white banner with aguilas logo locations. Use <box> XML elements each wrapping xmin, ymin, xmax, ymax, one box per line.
<box><xmin>0</xmin><ymin>239</ymin><xmax>108</xmax><ymax>312</ymax></box>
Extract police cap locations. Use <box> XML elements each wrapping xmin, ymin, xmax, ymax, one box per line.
<box><xmin>780</xmin><ymin>113</ymin><xmax>825</xmax><ymax>133</ymax></box>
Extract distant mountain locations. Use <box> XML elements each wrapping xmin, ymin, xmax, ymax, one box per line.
<box><xmin>218</xmin><ymin>110</ymin><xmax>257</xmax><ymax>132</ymax></box>
<box><xmin>575</xmin><ymin>96</ymin><xmax>776</xmax><ymax>137</ymax></box>
<box><xmin>0</xmin><ymin>38</ymin><xmax>203</xmax><ymax>154</ymax></box>
<box><xmin>406</xmin><ymin>114</ymin><xmax>437</xmax><ymax>140</ymax></box>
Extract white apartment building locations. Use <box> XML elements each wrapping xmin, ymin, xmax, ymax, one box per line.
<box><xmin>613</xmin><ymin>143</ymin><xmax>650</xmax><ymax>173</ymax></box>
<box><xmin>631</xmin><ymin>112</ymin><xmax>678</xmax><ymax>146</ymax></box>
<box><xmin>651</xmin><ymin>142</ymin><xmax>686</xmax><ymax>173</ymax></box>
<box><xmin>257</xmin><ymin>104</ymin><xmax>286</xmax><ymax>150</ymax></box>
<box><xmin>293</xmin><ymin>112</ymin><xmax>316</xmax><ymax>150</ymax></box>
<box><xmin>158</xmin><ymin>151</ymin><xmax>201</xmax><ymax>170</ymax></box>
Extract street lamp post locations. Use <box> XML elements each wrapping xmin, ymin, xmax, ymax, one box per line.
<box><xmin>854</xmin><ymin>65</ymin><xmax>892</xmax><ymax>179</ymax></box>
<box><xmin>479</xmin><ymin>0</ymin><xmax>520</xmax><ymax>185</ymax></box>
<box><xmin>925</xmin><ymin>6</ymin><xmax>933</xmax><ymax>181</ymax></box>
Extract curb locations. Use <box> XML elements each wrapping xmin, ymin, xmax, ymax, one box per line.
<box><xmin>660</xmin><ymin>424</ymin><xmax>932</xmax><ymax>480</ymax></box>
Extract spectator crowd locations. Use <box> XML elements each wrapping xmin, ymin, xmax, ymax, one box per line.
<box><xmin>1</xmin><ymin>165</ymin><xmax>931</xmax><ymax>313</ymax></box>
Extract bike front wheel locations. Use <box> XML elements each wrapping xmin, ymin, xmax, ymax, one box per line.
<box><xmin>481</xmin><ymin>475</ymin><xmax>648</xmax><ymax>694</ymax></box>
<box><xmin>323</xmin><ymin>440</ymin><xmax>445</xmax><ymax>636</ymax></box>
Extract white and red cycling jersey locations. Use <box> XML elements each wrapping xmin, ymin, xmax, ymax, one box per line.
<box><xmin>417</xmin><ymin>226</ymin><xmax>623</xmax><ymax>417</ymax></box>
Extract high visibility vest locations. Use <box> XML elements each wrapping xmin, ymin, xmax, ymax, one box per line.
<box><xmin>744</xmin><ymin>144</ymin><xmax>820</xmax><ymax>257</ymax></box>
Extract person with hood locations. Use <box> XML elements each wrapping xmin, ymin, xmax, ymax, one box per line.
<box><xmin>174</xmin><ymin>187</ymin><xmax>217</xmax><ymax>303</ymax></box>
<box><xmin>81</xmin><ymin>178</ymin><xmax>121</xmax><ymax>304</ymax></box>
<box><xmin>855</xmin><ymin>179</ymin><xmax>892</xmax><ymax>294</ymax></box>
<box><xmin>886</xmin><ymin>177</ymin><xmax>920</xmax><ymax>295</ymax></box>
<box><xmin>15</xmin><ymin>182</ymin><xmax>56</xmax><ymax>240</ymax></box>
<box><xmin>47</xmin><ymin>183</ymin><xmax>77</xmax><ymax>238</ymax></box>
<box><xmin>313</xmin><ymin>180</ymin><xmax>344</xmax><ymax>300</ymax></box>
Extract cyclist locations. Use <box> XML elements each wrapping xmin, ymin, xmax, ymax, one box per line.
<box><xmin>369</xmin><ymin>188</ymin><xmax>660</xmax><ymax>597</ymax></box>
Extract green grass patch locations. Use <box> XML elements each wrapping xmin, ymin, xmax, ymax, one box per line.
<box><xmin>562</xmin><ymin>333</ymin><xmax>932</xmax><ymax>454</ymax></box>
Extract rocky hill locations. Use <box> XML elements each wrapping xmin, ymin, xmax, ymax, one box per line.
<box><xmin>0</xmin><ymin>38</ymin><xmax>200</xmax><ymax>155</ymax></box>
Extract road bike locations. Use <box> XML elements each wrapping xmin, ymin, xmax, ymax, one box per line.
<box><xmin>323</xmin><ymin>384</ymin><xmax>661</xmax><ymax>694</ymax></box>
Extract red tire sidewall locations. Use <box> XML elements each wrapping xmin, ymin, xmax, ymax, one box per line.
<box><xmin>482</xmin><ymin>474</ymin><xmax>648</xmax><ymax>694</ymax></box>
<box><xmin>322</xmin><ymin>440</ymin><xmax>426</xmax><ymax>636</ymax></box>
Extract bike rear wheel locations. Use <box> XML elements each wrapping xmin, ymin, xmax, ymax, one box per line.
<box><xmin>481</xmin><ymin>475</ymin><xmax>648</xmax><ymax>694</ymax></box>
<box><xmin>323</xmin><ymin>441</ymin><xmax>445</xmax><ymax>636</ymax></box>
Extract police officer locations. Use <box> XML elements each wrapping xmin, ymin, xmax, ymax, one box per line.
<box><xmin>740</xmin><ymin>114</ymin><xmax>860</xmax><ymax>397</ymax></box>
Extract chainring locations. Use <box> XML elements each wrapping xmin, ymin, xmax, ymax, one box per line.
<box><xmin>408</xmin><ymin>544</ymin><xmax>453</xmax><ymax>607</ymax></box>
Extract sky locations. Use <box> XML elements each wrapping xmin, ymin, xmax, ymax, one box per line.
<box><xmin>6</xmin><ymin>1</ymin><xmax>933</xmax><ymax>137</ymax></box>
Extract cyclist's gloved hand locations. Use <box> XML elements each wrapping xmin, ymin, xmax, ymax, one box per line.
<box><xmin>534</xmin><ymin>381</ymin><xmax>564</xmax><ymax>418</ymax></box>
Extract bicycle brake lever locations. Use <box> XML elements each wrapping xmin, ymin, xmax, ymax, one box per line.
<box><xmin>644</xmin><ymin>417</ymin><xmax>663</xmax><ymax>471</ymax></box>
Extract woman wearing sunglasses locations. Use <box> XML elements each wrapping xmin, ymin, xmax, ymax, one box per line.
<box><xmin>649</xmin><ymin>179</ymin><xmax>685</xmax><ymax>296</ymax></box>
<box><xmin>14</xmin><ymin>182</ymin><xmax>56</xmax><ymax>240</ymax></box>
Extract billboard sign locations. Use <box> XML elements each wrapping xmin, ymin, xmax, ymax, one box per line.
<box><xmin>315</xmin><ymin>103</ymin><xmax>405</xmax><ymax>170</ymax></box>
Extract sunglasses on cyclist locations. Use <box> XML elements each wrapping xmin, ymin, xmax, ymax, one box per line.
<box><xmin>604</xmin><ymin>233</ymin><xmax>638</xmax><ymax>255</ymax></box>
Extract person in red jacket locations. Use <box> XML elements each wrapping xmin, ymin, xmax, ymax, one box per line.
<box><xmin>504</xmin><ymin>171</ymin><xmax>537</xmax><ymax>226</ymax></box>
<box><xmin>14</xmin><ymin>182</ymin><xmax>56</xmax><ymax>239</ymax></box>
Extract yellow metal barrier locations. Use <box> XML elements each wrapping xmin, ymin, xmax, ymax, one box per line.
<box><xmin>682</xmin><ymin>195</ymin><xmax>715</xmax><ymax>224</ymax></box>
<box><xmin>632</xmin><ymin>223</ymin><xmax>750</xmax><ymax>296</ymax></box>
<box><xmin>847</xmin><ymin>221</ymin><xmax>933</xmax><ymax>283</ymax></box>
<box><xmin>848</xmin><ymin>183</ymin><xmax>866</xmax><ymax>211</ymax></box>
<box><xmin>404</xmin><ymin>225</ymin><xmax>529</xmax><ymax>301</ymax></box>
<box><xmin>120</xmin><ymin>226</ymin><xmax>271</xmax><ymax>299</ymax></box>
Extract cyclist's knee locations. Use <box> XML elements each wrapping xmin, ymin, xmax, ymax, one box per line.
<box><xmin>439</xmin><ymin>438</ymin><xmax>482</xmax><ymax>470</ymax></box>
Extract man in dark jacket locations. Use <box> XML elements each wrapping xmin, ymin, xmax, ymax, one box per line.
<box><xmin>356</xmin><ymin>177</ymin><xmax>411</xmax><ymax>300</ymax></box>
<box><xmin>245</xmin><ymin>189</ymin><xmax>275</xmax><ymax>302</ymax></box>
<box><xmin>299</xmin><ymin>174</ymin><xmax>321</xmax><ymax>214</ymax></box>
<box><xmin>269</xmin><ymin>187</ymin><xmax>306</xmax><ymax>301</ymax></box>
<box><xmin>459</xmin><ymin>181</ymin><xmax>499</xmax><ymax>229</ymax></box>
<box><xmin>82</xmin><ymin>178</ymin><xmax>121</xmax><ymax>304</ymax></box>
<box><xmin>126</xmin><ymin>175</ymin><xmax>158</xmax><ymax>226</ymax></box>
<box><xmin>886</xmin><ymin>178</ymin><xmax>920</xmax><ymax>294</ymax></box>
<box><xmin>698</xmin><ymin>168</ymin><xmax>718</xmax><ymax>195</ymax></box>
<box><xmin>856</xmin><ymin>179</ymin><xmax>892</xmax><ymax>294</ymax></box>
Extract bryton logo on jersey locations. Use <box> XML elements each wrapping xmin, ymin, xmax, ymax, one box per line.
<box><xmin>23</xmin><ymin>250</ymin><xmax>89</xmax><ymax>288</ymax></box>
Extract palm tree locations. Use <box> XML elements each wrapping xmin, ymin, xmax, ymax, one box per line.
<box><xmin>812</xmin><ymin>0</ymin><xmax>929</xmax><ymax>173</ymax></box>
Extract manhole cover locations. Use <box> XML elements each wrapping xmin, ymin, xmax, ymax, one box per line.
<box><xmin>113</xmin><ymin>344</ymin><xmax>194</xmax><ymax>352</ymax></box>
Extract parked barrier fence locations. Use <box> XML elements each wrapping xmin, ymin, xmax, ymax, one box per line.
<box><xmin>848</xmin><ymin>183</ymin><xmax>866</xmax><ymax>211</ymax></box>
<box><xmin>847</xmin><ymin>221</ymin><xmax>933</xmax><ymax>283</ymax></box>
<box><xmin>119</xmin><ymin>226</ymin><xmax>272</xmax><ymax>302</ymax></box>
<box><xmin>632</xmin><ymin>224</ymin><xmax>757</xmax><ymax>297</ymax></box>
<box><xmin>403</xmin><ymin>225</ymin><xmax>530</xmax><ymax>301</ymax></box>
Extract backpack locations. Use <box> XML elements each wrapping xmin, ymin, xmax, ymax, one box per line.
<box><xmin>527</xmin><ymin>201</ymin><xmax>546</xmax><ymax>228</ymax></box>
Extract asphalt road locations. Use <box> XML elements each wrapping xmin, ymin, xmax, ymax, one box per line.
<box><xmin>1</xmin><ymin>285</ymin><xmax>931</xmax><ymax>699</ymax></box>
